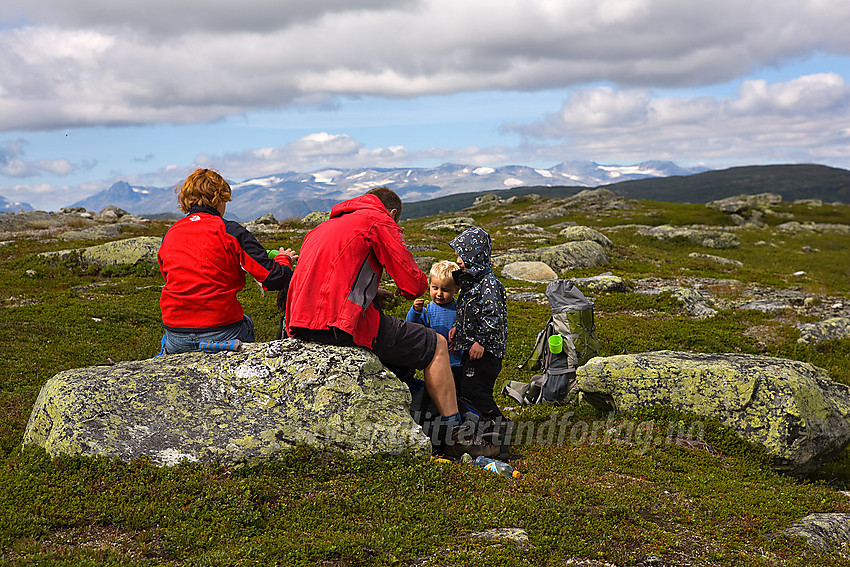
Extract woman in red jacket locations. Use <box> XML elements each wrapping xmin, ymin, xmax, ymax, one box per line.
<box><xmin>158</xmin><ymin>168</ymin><xmax>296</xmax><ymax>354</ymax></box>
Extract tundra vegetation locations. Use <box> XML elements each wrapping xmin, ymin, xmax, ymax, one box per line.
<box><xmin>1</xmin><ymin>193</ymin><xmax>850</xmax><ymax>566</ymax></box>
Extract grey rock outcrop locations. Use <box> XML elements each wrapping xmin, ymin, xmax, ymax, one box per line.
<box><xmin>301</xmin><ymin>211</ymin><xmax>330</xmax><ymax>226</ymax></box>
<box><xmin>706</xmin><ymin>193</ymin><xmax>782</xmax><ymax>214</ymax></box>
<box><xmin>501</xmin><ymin>261</ymin><xmax>558</xmax><ymax>282</ymax></box>
<box><xmin>559</xmin><ymin>226</ymin><xmax>613</xmax><ymax>248</ymax></box>
<box><xmin>776</xmin><ymin>221</ymin><xmax>850</xmax><ymax>234</ymax></box>
<box><xmin>637</xmin><ymin>225</ymin><xmax>740</xmax><ymax>249</ymax></box>
<box><xmin>636</xmin><ymin>285</ymin><xmax>717</xmax><ymax>318</ymax></box>
<box><xmin>59</xmin><ymin>224</ymin><xmax>124</xmax><ymax>241</ymax></box>
<box><xmin>244</xmin><ymin>213</ymin><xmax>280</xmax><ymax>234</ymax></box>
<box><xmin>23</xmin><ymin>340</ymin><xmax>431</xmax><ymax>466</ymax></box>
<box><xmin>493</xmin><ymin>241</ymin><xmax>609</xmax><ymax>272</ymax></box>
<box><xmin>797</xmin><ymin>317</ymin><xmax>850</xmax><ymax>344</ymax></box>
<box><xmin>573</xmin><ymin>273</ymin><xmax>628</xmax><ymax>293</ymax></box>
<box><xmin>510</xmin><ymin>188</ymin><xmax>627</xmax><ymax>223</ymax></box>
<box><xmin>784</xmin><ymin>513</ymin><xmax>850</xmax><ymax>556</ymax></box>
<box><xmin>423</xmin><ymin>217</ymin><xmax>476</xmax><ymax>233</ymax></box>
<box><xmin>688</xmin><ymin>252</ymin><xmax>743</xmax><ymax>267</ymax></box>
<box><xmin>472</xmin><ymin>194</ymin><xmax>501</xmax><ymax>206</ymax></box>
<box><xmin>39</xmin><ymin>236</ymin><xmax>162</xmax><ymax>266</ymax></box>
<box><xmin>95</xmin><ymin>206</ymin><xmax>131</xmax><ymax>222</ymax></box>
<box><xmin>508</xmin><ymin>224</ymin><xmax>552</xmax><ymax>236</ymax></box>
<box><xmin>577</xmin><ymin>350</ymin><xmax>850</xmax><ymax>474</ymax></box>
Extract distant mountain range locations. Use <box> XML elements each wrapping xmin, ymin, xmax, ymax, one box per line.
<box><xmin>0</xmin><ymin>195</ymin><xmax>33</xmax><ymax>213</ymax></box>
<box><xmin>4</xmin><ymin>161</ymin><xmax>848</xmax><ymax>221</ymax></box>
<box><xmin>66</xmin><ymin>160</ymin><xmax>707</xmax><ymax>221</ymax></box>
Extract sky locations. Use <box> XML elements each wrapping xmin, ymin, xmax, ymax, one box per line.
<box><xmin>2</xmin><ymin>0</ymin><xmax>850</xmax><ymax>211</ymax></box>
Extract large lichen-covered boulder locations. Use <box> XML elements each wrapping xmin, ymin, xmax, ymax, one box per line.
<box><xmin>23</xmin><ymin>340</ymin><xmax>431</xmax><ymax>466</ymax></box>
<box><xmin>39</xmin><ymin>236</ymin><xmax>162</xmax><ymax>266</ymax></box>
<box><xmin>577</xmin><ymin>350</ymin><xmax>850</xmax><ymax>474</ymax></box>
<box><xmin>493</xmin><ymin>241</ymin><xmax>609</xmax><ymax>272</ymax></box>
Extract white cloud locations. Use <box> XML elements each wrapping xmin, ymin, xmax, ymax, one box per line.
<box><xmin>192</xmin><ymin>133</ymin><xmax>414</xmax><ymax>179</ymax></box>
<box><xmin>0</xmin><ymin>140</ymin><xmax>80</xmax><ymax>177</ymax></box>
<box><xmin>507</xmin><ymin>73</ymin><xmax>850</xmax><ymax>164</ymax></box>
<box><xmin>1</xmin><ymin>0</ymin><xmax>850</xmax><ymax>131</ymax></box>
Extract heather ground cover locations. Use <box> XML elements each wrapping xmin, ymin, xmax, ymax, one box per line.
<box><xmin>1</xmin><ymin>194</ymin><xmax>850</xmax><ymax>565</ymax></box>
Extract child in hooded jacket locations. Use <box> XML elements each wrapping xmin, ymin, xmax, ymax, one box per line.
<box><xmin>448</xmin><ymin>227</ymin><xmax>508</xmax><ymax>419</ymax></box>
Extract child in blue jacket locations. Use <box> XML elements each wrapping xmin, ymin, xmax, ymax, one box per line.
<box><xmin>406</xmin><ymin>260</ymin><xmax>463</xmax><ymax>384</ymax></box>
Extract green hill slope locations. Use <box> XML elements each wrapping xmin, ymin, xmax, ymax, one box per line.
<box><xmin>610</xmin><ymin>163</ymin><xmax>850</xmax><ymax>204</ymax></box>
<box><xmin>402</xmin><ymin>164</ymin><xmax>850</xmax><ymax>219</ymax></box>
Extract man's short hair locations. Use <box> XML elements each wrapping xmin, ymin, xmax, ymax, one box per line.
<box><xmin>429</xmin><ymin>260</ymin><xmax>459</xmax><ymax>284</ymax></box>
<box><xmin>176</xmin><ymin>168</ymin><xmax>232</xmax><ymax>213</ymax></box>
<box><xmin>366</xmin><ymin>186</ymin><xmax>402</xmax><ymax>220</ymax></box>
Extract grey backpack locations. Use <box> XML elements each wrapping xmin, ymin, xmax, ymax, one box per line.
<box><xmin>504</xmin><ymin>280</ymin><xmax>599</xmax><ymax>405</ymax></box>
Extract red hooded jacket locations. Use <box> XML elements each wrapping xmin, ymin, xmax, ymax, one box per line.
<box><xmin>285</xmin><ymin>194</ymin><xmax>427</xmax><ymax>348</ymax></box>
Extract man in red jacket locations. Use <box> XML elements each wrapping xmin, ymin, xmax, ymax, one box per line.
<box><xmin>287</xmin><ymin>187</ymin><xmax>495</xmax><ymax>456</ymax></box>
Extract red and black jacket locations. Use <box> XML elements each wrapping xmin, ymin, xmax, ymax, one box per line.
<box><xmin>158</xmin><ymin>204</ymin><xmax>293</xmax><ymax>332</ymax></box>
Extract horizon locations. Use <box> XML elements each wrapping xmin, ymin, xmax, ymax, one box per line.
<box><xmin>2</xmin><ymin>1</ymin><xmax>850</xmax><ymax>211</ymax></box>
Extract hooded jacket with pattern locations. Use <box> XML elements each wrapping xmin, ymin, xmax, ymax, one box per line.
<box><xmin>449</xmin><ymin>227</ymin><xmax>508</xmax><ymax>359</ymax></box>
<box><xmin>285</xmin><ymin>194</ymin><xmax>427</xmax><ymax>348</ymax></box>
<box><xmin>158</xmin><ymin>204</ymin><xmax>293</xmax><ymax>332</ymax></box>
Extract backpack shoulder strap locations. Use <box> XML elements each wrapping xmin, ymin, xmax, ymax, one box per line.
<box><xmin>517</xmin><ymin>318</ymin><xmax>554</xmax><ymax>370</ymax></box>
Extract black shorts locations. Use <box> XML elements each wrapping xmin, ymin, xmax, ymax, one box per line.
<box><xmin>290</xmin><ymin>312</ymin><xmax>438</xmax><ymax>370</ymax></box>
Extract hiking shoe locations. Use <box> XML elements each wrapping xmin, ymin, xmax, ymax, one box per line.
<box><xmin>439</xmin><ymin>421</ymin><xmax>501</xmax><ymax>460</ymax></box>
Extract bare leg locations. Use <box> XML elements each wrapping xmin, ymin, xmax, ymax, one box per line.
<box><xmin>423</xmin><ymin>334</ymin><xmax>459</xmax><ymax>417</ymax></box>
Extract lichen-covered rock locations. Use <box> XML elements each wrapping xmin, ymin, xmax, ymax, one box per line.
<box><xmin>244</xmin><ymin>213</ymin><xmax>280</xmax><ymax>234</ymax></box>
<box><xmin>705</xmin><ymin>193</ymin><xmax>782</xmax><ymax>214</ymax></box>
<box><xmin>559</xmin><ymin>226</ymin><xmax>613</xmax><ymax>248</ymax></box>
<box><xmin>23</xmin><ymin>340</ymin><xmax>431</xmax><ymax>466</ymax></box>
<box><xmin>577</xmin><ymin>351</ymin><xmax>850</xmax><ymax>474</ymax></box>
<box><xmin>573</xmin><ymin>273</ymin><xmax>628</xmax><ymax>293</ymax></box>
<box><xmin>80</xmin><ymin>236</ymin><xmax>162</xmax><ymax>266</ymax></box>
<box><xmin>688</xmin><ymin>252</ymin><xmax>743</xmax><ymax>267</ymax></box>
<box><xmin>95</xmin><ymin>206</ymin><xmax>131</xmax><ymax>222</ymax></box>
<box><xmin>493</xmin><ymin>241</ymin><xmax>608</xmax><ymax>271</ymax></box>
<box><xmin>423</xmin><ymin>217</ymin><xmax>476</xmax><ymax>233</ymax></box>
<box><xmin>797</xmin><ymin>317</ymin><xmax>850</xmax><ymax>344</ymax></box>
<box><xmin>473</xmin><ymin>194</ymin><xmax>501</xmax><ymax>206</ymax></box>
<box><xmin>637</xmin><ymin>225</ymin><xmax>740</xmax><ymax>249</ymax></box>
<box><xmin>59</xmin><ymin>224</ymin><xmax>124</xmax><ymax>241</ymax></box>
<box><xmin>501</xmin><ymin>261</ymin><xmax>558</xmax><ymax>282</ymax></box>
<box><xmin>636</xmin><ymin>285</ymin><xmax>717</xmax><ymax>318</ymax></box>
<box><xmin>38</xmin><ymin>236</ymin><xmax>162</xmax><ymax>266</ymax></box>
<box><xmin>507</xmin><ymin>224</ymin><xmax>551</xmax><ymax>235</ymax></box>
<box><xmin>510</xmin><ymin>188</ymin><xmax>627</xmax><ymax>223</ymax></box>
<box><xmin>776</xmin><ymin>221</ymin><xmax>850</xmax><ymax>234</ymax></box>
<box><xmin>301</xmin><ymin>211</ymin><xmax>330</xmax><ymax>226</ymax></box>
<box><xmin>783</xmin><ymin>513</ymin><xmax>850</xmax><ymax>556</ymax></box>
